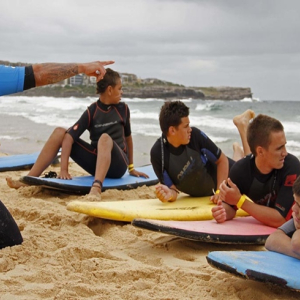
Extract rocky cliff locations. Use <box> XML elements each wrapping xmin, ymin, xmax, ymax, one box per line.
<box><xmin>14</xmin><ymin>85</ymin><xmax>252</xmax><ymax>100</ymax></box>
<box><xmin>1</xmin><ymin>61</ymin><xmax>252</xmax><ymax>100</ymax></box>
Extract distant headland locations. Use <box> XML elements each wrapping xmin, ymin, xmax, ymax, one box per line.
<box><xmin>1</xmin><ymin>60</ymin><xmax>252</xmax><ymax>100</ymax></box>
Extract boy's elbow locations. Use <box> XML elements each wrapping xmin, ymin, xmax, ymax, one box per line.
<box><xmin>265</xmin><ymin>231</ymin><xmax>279</xmax><ymax>251</ymax></box>
<box><xmin>291</xmin><ymin>239</ymin><xmax>300</xmax><ymax>256</ymax></box>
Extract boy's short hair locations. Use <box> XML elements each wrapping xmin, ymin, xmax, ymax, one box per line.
<box><xmin>96</xmin><ymin>68</ymin><xmax>120</xmax><ymax>94</ymax></box>
<box><xmin>247</xmin><ymin>114</ymin><xmax>284</xmax><ymax>156</ymax></box>
<box><xmin>293</xmin><ymin>176</ymin><xmax>300</xmax><ymax>196</ymax></box>
<box><xmin>159</xmin><ymin>101</ymin><xmax>189</xmax><ymax>136</ymax></box>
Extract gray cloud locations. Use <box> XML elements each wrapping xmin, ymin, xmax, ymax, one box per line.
<box><xmin>0</xmin><ymin>0</ymin><xmax>299</xmax><ymax>100</ymax></box>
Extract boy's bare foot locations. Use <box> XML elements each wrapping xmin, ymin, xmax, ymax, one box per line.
<box><xmin>6</xmin><ymin>177</ymin><xmax>28</xmax><ymax>189</ymax></box>
<box><xmin>232</xmin><ymin>142</ymin><xmax>245</xmax><ymax>161</ymax></box>
<box><xmin>233</xmin><ymin>109</ymin><xmax>255</xmax><ymax>129</ymax></box>
<box><xmin>89</xmin><ymin>187</ymin><xmax>101</xmax><ymax>197</ymax></box>
<box><xmin>82</xmin><ymin>192</ymin><xmax>102</xmax><ymax>202</ymax></box>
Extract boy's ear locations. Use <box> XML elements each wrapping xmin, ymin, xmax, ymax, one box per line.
<box><xmin>256</xmin><ymin>146</ymin><xmax>264</xmax><ymax>156</ymax></box>
<box><xmin>168</xmin><ymin>126</ymin><xmax>176</xmax><ymax>136</ymax></box>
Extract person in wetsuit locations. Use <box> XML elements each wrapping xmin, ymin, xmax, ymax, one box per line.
<box><xmin>0</xmin><ymin>59</ymin><xmax>114</xmax><ymax>249</ymax></box>
<box><xmin>265</xmin><ymin>175</ymin><xmax>300</xmax><ymax>259</ymax></box>
<box><xmin>212</xmin><ymin>114</ymin><xmax>300</xmax><ymax>227</ymax></box>
<box><xmin>150</xmin><ymin>100</ymin><xmax>249</xmax><ymax>203</ymax></box>
<box><xmin>0</xmin><ymin>61</ymin><xmax>114</xmax><ymax>96</ymax></box>
<box><xmin>7</xmin><ymin>68</ymin><xmax>148</xmax><ymax>199</ymax></box>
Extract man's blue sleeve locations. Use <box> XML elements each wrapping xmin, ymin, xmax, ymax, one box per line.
<box><xmin>0</xmin><ymin>65</ymin><xmax>25</xmax><ymax>96</ymax></box>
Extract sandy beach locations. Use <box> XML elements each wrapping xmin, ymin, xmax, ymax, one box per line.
<box><xmin>0</xmin><ymin>155</ymin><xmax>299</xmax><ymax>300</ymax></box>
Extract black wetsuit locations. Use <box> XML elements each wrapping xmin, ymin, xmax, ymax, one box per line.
<box><xmin>150</xmin><ymin>127</ymin><xmax>234</xmax><ymax>197</ymax></box>
<box><xmin>0</xmin><ymin>201</ymin><xmax>23</xmax><ymax>249</ymax></box>
<box><xmin>229</xmin><ymin>154</ymin><xmax>300</xmax><ymax>220</ymax></box>
<box><xmin>67</xmin><ymin>100</ymin><xmax>131</xmax><ymax>178</ymax></box>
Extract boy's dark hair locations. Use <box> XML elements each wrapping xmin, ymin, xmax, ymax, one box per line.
<box><xmin>96</xmin><ymin>68</ymin><xmax>120</xmax><ymax>94</ymax></box>
<box><xmin>247</xmin><ymin>114</ymin><xmax>284</xmax><ymax>156</ymax></box>
<box><xmin>159</xmin><ymin>101</ymin><xmax>189</xmax><ymax>136</ymax></box>
<box><xmin>293</xmin><ymin>176</ymin><xmax>300</xmax><ymax>196</ymax></box>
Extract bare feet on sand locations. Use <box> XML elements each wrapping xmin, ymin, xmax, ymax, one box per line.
<box><xmin>233</xmin><ymin>109</ymin><xmax>255</xmax><ymax>129</ymax></box>
<box><xmin>6</xmin><ymin>177</ymin><xmax>27</xmax><ymax>189</ymax></box>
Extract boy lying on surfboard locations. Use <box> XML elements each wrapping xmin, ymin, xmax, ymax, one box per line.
<box><xmin>150</xmin><ymin>100</ymin><xmax>252</xmax><ymax>203</ymax></box>
<box><xmin>212</xmin><ymin>114</ymin><xmax>300</xmax><ymax>228</ymax></box>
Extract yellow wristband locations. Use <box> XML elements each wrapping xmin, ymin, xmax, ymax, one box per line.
<box><xmin>215</xmin><ymin>189</ymin><xmax>220</xmax><ymax>195</ymax></box>
<box><xmin>128</xmin><ymin>164</ymin><xmax>134</xmax><ymax>169</ymax></box>
<box><xmin>236</xmin><ymin>194</ymin><xmax>252</xmax><ymax>209</ymax></box>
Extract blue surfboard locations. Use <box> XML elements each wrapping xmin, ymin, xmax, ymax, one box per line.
<box><xmin>0</xmin><ymin>152</ymin><xmax>42</xmax><ymax>172</ymax></box>
<box><xmin>20</xmin><ymin>164</ymin><xmax>158</xmax><ymax>194</ymax></box>
<box><xmin>0</xmin><ymin>151</ymin><xmax>60</xmax><ymax>172</ymax></box>
<box><xmin>207</xmin><ymin>250</ymin><xmax>300</xmax><ymax>291</ymax></box>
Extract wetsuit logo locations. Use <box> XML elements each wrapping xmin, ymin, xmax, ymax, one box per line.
<box><xmin>284</xmin><ymin>174</ymin><xmax>297</xmax><ymax>186</ymax></box>
<box><xmin>177</xmin><ymin>160</ymin><xmax>191</xmax><ymax>180</ymax></box>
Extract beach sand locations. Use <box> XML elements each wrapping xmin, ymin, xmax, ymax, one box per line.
<box><xmin>0</xmin><ymin>156</ymin><xmax>299</xmax><ymax>300</ymax></box>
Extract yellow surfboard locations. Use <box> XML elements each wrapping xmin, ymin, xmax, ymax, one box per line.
<box><xmin>66</xmin><ymin>194</ymin><xmax>248</xmax><ymax>222</ymax></box>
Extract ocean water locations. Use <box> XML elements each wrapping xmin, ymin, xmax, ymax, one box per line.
<box><xmin>1</xmin><ymin>96</ymin><xmax>300</xmax><ymax>166</ymax></box>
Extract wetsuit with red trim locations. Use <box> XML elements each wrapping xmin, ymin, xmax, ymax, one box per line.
<box><xmin>150</xmin><ymin>127</ymin><xmax>235</xmax><ymax>197</ymax></box>
<box><xmin>67</xmin><ymin>100</ymin><xmax>130</xmax><ymax>178</ymax></box>
<box><xmin>229</xmin><ymin>153</ymin><xmax>300</xmax><ymax>220</ymax></box>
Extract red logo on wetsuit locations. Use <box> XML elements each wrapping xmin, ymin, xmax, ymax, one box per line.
<box><xmin>284</xmin><ymin>174</ymin><xmax>297</xmax><ymax>186</ymax></box>
<box><xmin>73</xmin><ymin>124</ymin><xmax>79</xmax><ymax>131</ymax></box>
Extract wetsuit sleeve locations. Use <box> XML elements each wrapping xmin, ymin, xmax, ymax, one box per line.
<box><xmin>150</xmin><ymin>138</ymin><xmax>175</xmax><ymax>187</ymax></box>
<box><xmin>67</xmin><ymin>108</ymin><xmax>91</xmax><ymax>141</ymax></box>
<box><xmin>278</xmin><ymin>219</ymin><xmax>296</xmax><ymax>238</ymax></box>
<box><xmin>274</xmin><ymin>154</ymin><xmax>300</xmax><ymax>219</ymax></box>
<box><xmin>0</xmin><ymin>65</ymin><xmax>25</xmax><ymax>96</ymax></box>
<box><xmin>124</xmin><ymin>104</ymin><xmax>131</xmax><ymax>137</ymax></box>
<box><xmin>23</xmin><ymin>66</ymin><xmax>36</xmax><ymax>90</ymax></box>
<box><xmin>150</xmin><ymin>139</ymin><xmax>164</xmax><ymax>183</ymax></box>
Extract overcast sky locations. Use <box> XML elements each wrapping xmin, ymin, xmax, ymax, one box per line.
<box><xmin>1</xmin><ymin>0</ymin><xmax>299</xmax><ymax>100</ymax></box>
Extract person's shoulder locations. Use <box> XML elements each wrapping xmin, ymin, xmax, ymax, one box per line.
<box><xmin>286</xmin><ymin>153</ymin><xmax>300</xmax><ymax>163</ymax></box>
<box><xmin>88</xmin><ymin>100</ymin><xmax>98</xmax><ymax>107</ymax></box>
<box><xmin>232</xmin><ymin>154</ymin><xmax>252</xmax><ymax>168</ymax></box>
<box><xmin>190</xmin><ymin>127</ymin><xmax>209</xmax><ymax>140</ymax></box>
<box><xmin>150</xmin><ymin>137</ymin><xmax>162</xmax><ymax>156</ymax></box>
<box><xmin>117</xmin><ymin>102</ymin><xmax>127</xmax><ymax>108</ymax></box>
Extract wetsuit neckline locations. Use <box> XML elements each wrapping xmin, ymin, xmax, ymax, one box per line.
<box><xmin>97</xmin><ymin>99</ymin><xmax>116</xmax><ymax>111</ymax></box>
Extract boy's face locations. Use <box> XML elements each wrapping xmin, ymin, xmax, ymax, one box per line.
<box><xmin>292</xmin><ymin>194</ymin><xmax>300</xmax><ymax>230</ymax></box>
<box><xmin>172</xmin><ymin>117</ymin><xmax>192</xmax><ymax>146</ymax></box>
<box><xmin>260</xmin><ymin>131</ymin><xmax>287</xmax><ymax>170</ymax></box>
<box><xmin>110</xmin><ymin>79</ymin><xmax>123</xmax><ymax>104</ymax></box>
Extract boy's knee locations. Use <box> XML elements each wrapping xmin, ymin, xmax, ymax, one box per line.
<box><xmin>53</xmin><ymin>127</ymin><xmax>66</xmax><ymax>137</ymax></box>
<box><xmin>98</xmin><ymin>133</ymin><xmax>112</xmax><ymax>145</ymax></box>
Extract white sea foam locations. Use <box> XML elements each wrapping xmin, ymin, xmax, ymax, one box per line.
<box><xmin>190</xmin><ymin>115</ymin><xmax>236</xmax><ymax>132</ymax></box>
<box><xmin>1</xmin><ymin>96</ymin><xmax>300</xmax><ymax>159</ymax></box>
<box><xmin>130</xmin><ymin>110</ymin><xmax>158</xmax><ymax>120</ymax></box>
<box><xmin>0</xmin><ymin>135</ymin><xmax>22</xmax><ymax>140</ymax></box>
